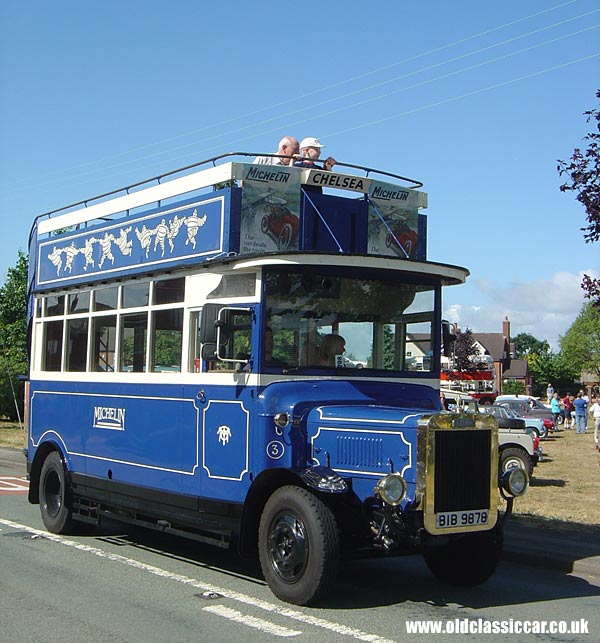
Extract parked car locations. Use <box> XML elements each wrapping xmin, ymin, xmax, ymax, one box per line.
<box><xmin>500</xmin><ymin>406</ymin><xmax>548</xmax><ymax>440</ymax></box>
<box><xmin>440</xmin><ymin>391</ymin><xmax>537</xmax><ymax>477</ymax></box>
<box><xmin>478</xmin><ymin>405</ymin><xmax>540</xmax><ymax>476</ymax></box>
<box><xmin>495</xmin><ymin>395</ymin><xmax>555</xmax><ymax>434</ymax></box>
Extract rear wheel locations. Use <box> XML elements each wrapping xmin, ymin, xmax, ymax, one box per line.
<box><xmin>39</xmin><ymin>451</ymin><xmax>75</xmax><ymax>534</ymax></box>
<box><xmin>259</xmin><ymin>485</ymin><xmax>339</xmax><ymax>605</ymax></box>
<box><xmin>424</xmin><ymin>524</ymin><xmax>503</xmax><ymax>586</ymax></box>
<box><xmin>277</xmin><ymin>223</ymin><xmax>293</xmax><ymax>250</ymax></box>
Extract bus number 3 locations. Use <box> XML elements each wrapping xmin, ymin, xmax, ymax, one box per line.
<box><xmin>266</xmin><ymin>441</ymin><xmax>285</xmax><ymax>460</ymax></box>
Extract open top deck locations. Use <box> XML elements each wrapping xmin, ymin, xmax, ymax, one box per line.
<box><xmin>29</xmin><ymin>153</ymin><xmax>431</xmax><ymax>292</ymax></box>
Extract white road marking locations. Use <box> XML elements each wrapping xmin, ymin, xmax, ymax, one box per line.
<box><xmin>0</xmin><ymin>517</ymin><xmax>397</xmax><ymax>643</ymax></box>
<box><xmin>203</xmin><ymin>604</ymin><xmax>301</xmax><ymax>637</ymax></box>
<box><xmin>0</xmin><ymin>476</ymin><xmax>29</xmax><ymax>492</ymax></box>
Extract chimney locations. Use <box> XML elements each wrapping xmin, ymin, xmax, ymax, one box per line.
<box><xmin>502</xmin><ymin>315</ymin><xmax>510</xmax><ymax>340</ymax></box>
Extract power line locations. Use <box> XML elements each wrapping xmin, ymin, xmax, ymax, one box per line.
<box><xmin>7</xmin><ymin>0</ymin><xmax>583</xmax><ymax>188</ymax></box>
<box><xmin>26</xmin><ymin>25</ymin><xmax>598</xmax><ymax>189</ymax></box>
<box><xmin>325</xmin><ymin>53</ymin><xmax>600</xmax><ymax>137</ymax></box>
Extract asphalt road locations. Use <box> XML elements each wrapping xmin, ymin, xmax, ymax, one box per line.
<box><xmin>1</xmin><ymin>447</ymin><xmax>599</xmax><ymax>643</ymax></box>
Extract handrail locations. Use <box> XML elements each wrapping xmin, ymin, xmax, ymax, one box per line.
<box><xmin>33</xmin><ymin>152</ymin><xmax>424</xmax><ymax>227</ymax></box>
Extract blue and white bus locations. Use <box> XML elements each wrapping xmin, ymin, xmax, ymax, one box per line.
<box><xmin>25</xmin><ymin>153</ymin><xmax>527</xmax><ymax>605</ymax></box>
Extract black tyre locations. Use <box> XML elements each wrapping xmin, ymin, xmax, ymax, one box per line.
<box><xmin>499</xmin><ymin>446</ymin><xmax>533</xmax><ymax>477</ymax></box>
<box><xmin>260</xmin><ymin>215</ymin><xmax>269</xmax><ymax>233</ymax></box>
<box><xmin>533</xmin><ymin>424</ymin><xmax>548</xmax><ymax>439</ymax></box>
<box><xmin>277</xmin><ymin>223</ymin><xmax>293</xmax><ymax>251</ymax></box>
<box><xmin>258</xmin><ymin>485</ymin><xmax>339</xmax><ymax>605</ymax></box>
<box><xmin>39</xmin><ymin>451</ymin><xmax>75</xmax><ymax>534</ymax></box>
<box><xmin>424</xmin><ymin>524</ymin><xmax>503</xmax><ymax>586</ymax></box>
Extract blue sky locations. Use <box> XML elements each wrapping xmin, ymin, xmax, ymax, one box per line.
<box><xmin>1</xmin><ymin>0</ymin><xmax>598</xmax><ymax>348</ymax></box>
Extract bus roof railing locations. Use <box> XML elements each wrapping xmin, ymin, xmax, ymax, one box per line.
<box><xmin>33</xmin><ymin>152</ymin><xmax>424</xmax><ymax>232</ymax></box>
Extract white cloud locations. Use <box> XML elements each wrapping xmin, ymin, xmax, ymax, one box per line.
<box><xmin>443</xmin><ymin>270</ymin><xmax>598</xmax><ymax>350</ymax></box>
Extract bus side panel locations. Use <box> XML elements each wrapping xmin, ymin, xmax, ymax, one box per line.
<box><xmin>183</xmin><ymin>382</ymin><xmax>254</xmax><ymax>503</ymax></box>
<box><xmin>29</xmin><ymin>381</ymin><xmax>198</xmax><ymax>494</ymax></box>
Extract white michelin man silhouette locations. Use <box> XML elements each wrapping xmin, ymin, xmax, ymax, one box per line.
<box><xmin>48</xmin><ymin>246</ymin><xmax>64</xmax><ymax>275</ymax></box>
<box><xmin>98</xmin><ymin>232</ymin><xmax>116</xmax><ymax>268</ymax></box>
<box><xmin>63</xmin><ymin>242</ymin><xmax>79</xmax><ymax>273</ymax></box>
<box><xmin>80</xmin><ymin>237</ymin><xmax>97</xmax><ymax>271</ymax></box>
<box><xmin>153</xmin><ymin>219</ymin><xmax>169</xmax><ymax>257</ymax></box>
<box><xmin>135</xmin><ymin>224</ymin><xmax>155</xmax><ymax>258</ymax></box>
<box><xmin>115</xmin><ymin>227</ymin><xmax>132</xmax><ymax>256</ymax></box>
<box><xmin>217</xmin><ymin>425</ymin><xmax>232</xmax><ymax>446</ymax></box>
<box><xmin>184</xmin><ymin>209</ymin><xmax>208</xmax><ymax>249</ymax></box>
<box><xmin>167</xmin><ymin>215</ymin><xmax>184</xmax><ymax>252</ymax></box>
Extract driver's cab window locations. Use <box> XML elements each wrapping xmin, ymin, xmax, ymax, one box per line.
<box><xmin>217</xmin><ymin>309</ymin><xmax>252</xmax><ymax>368</ymax></box>
<box><xmin>192</xmin><ymin>306</ymin><xmax>253</xmax><ymax>372</ymax></box>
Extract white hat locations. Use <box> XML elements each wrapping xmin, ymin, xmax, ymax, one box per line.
<box><xmin>299</xmin><ymin>137</ymin><xmax>324</xmax><ymax>149</ymax></box>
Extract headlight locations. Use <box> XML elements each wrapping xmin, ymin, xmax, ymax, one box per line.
<box><xmin>501</xmin><ymin>467</ymin><xmax>529</xmax><ymax>497</ymax></box>
<box><xmin>273</xmin><ymin>412</ymin><xmax>290</xmax><ymax>428</ymax></box>
<box><xmin>374</xmin><ymin>473</ymin><xmax>407</xmax><ymax>506</ymax></box>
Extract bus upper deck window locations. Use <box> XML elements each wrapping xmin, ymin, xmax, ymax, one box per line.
<box><xmin>94</xmin><ymin>286</ymin><xmax>119</xmax><ymax>311</ymax></box>
<box><xmin>154</xmin><ymin>277</ymin><xmax>185</xmax><ymax>305</ymax></box>
<box><xmin>67</xmin><ymin>291</ymin><xmax>90</xmax><ymax>314</ymax></box>
<box><xmin>45</xmin><ymin>295</ymin><xmax>64</xmax><ymax>316</ymax></box>
<box><xmin>123</xmin><ymin>282</ymin><xmax>150</xmax><ymax>308</ymax></box>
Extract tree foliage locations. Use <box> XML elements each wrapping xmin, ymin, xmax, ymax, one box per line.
<box><xmin>453</xmin><ymin>328</ymin><xmax>482</xmax><ymax>371</ymax></box>
<box><xmin>0</xmin><ymin>251</ymin><xmax>29</xmax><ymax>421</ymax></box>
<box><xmin>560</xmin><ymin>301</ymin><xmax>600</xmax><ymax>380</ymax></box>
<box><xmin>557</xmin><ymin>88</ymin><xmax>600</xmax><ymax>305</ymax></box>
<box><xmin>525</xmin><ymin>350</ymin><xmax>578</xmax><ymax>396</ymax></box>
<box><xmin>512</xmin><ymin>332</ymin><xmax>549</xmax><ymax>358</ymax></box>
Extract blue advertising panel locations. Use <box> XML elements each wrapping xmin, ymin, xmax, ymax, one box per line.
<box><xmin>35</xmin><ymin>189</ymin><xmax>239</xmax><ymax>291</ymax></box>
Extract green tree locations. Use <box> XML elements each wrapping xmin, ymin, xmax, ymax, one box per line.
<box><xmin>0</xmin><ymin>251</ymin><xmax>29</xmax><ymax>421</ymax></box>
<box><xmin>512</xmin><ymin>332</ymin><xmax>549</xmax><ymax>358</ymax></box>
<box><xmin>502</xmin><ymin>380</ymin><xmax>525</xmax><ymax>395</ymax></box>
<box><xmin>560</xmin><ymin>301</ymin><xmax>600</xmax><ymax>380</ymax></box>
<box><xmin>525</xmin><ymin>350</ymin><xmax>578</xmax><ymax>396</ymax></box>
<box><xmin>557</xmin><ymin>88</ymin><xmax>600</xmax><ymax>306</ymax></box>
<box><xmin>453</xmin><ymin>328</ymin><xmax>480</xmax><ymax>371</ymax></box>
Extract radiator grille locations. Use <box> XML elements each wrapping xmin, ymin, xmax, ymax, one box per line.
<box><xmin>336</xmin><ymin>435</ymin><xmax>383</xmax><ymax>468</ymax></box>
<box><xmin>433</xmin><ymin>429</ymin><xmax>491</xmax><ymax>513</ymax></box>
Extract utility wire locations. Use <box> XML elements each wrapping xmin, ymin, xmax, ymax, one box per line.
<box><xmin>29</xmin><ymin>26</ymin><xmax>598</xmax><ymax>189</ymax></box>
<box><xmin>6</xmin><ymin>0</ymin><xmax>584</xmax><ymax>189</ymax></box>
<box><xmin>326</xmin><ymin>53</ymin><xmax>600</xmax><ymax>137</ymax></box>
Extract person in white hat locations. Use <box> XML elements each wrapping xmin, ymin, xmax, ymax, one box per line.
<box><xmin>294</xmin><ymin>137</ymin><xmax>337</xmax><ymax>171</ymax></box>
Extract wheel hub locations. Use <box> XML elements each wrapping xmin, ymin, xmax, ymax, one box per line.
<box><xmin>268</xmin><ymin>513</ymin><xmax>308</xmax><ymax>582</ymax></box>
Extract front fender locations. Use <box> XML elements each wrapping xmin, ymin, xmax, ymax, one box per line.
<box><xmin>298</xmin><ymin>465</ymin><xmax>347</xmax><ymax>493</ymax></box>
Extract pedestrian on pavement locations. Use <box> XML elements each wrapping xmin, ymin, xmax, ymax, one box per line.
<box><xmin>550</xmin><ymin>392</ymin><xmax>562</xmax><ymax>426</ymax></box>
<box><xmin>546</xmin><ymin>382</ymin><xmax>554</xmax><ymax>402</ymax></box>
<box><xmin>573</xmin><ymin>392</ymin><xmax>588</xmax><ymax>434</ymax></box>
<box><xmin>589</xmin><ymin>395</ymin><xmax>600</xmax><ymax>449</ymax></box>
<box><xmin>562</xmin><ymin>392</ymin><xmax>573</xmax><ymax>429</ymax></box>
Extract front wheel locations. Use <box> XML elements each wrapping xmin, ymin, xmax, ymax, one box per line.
<box><xmin>424</xmin><ymin>524</ymin><xmax>503</xmax><ymax>586</ymax></box>
<box><xmin>39</xmin><ymin>451</ymin><xmax>75</xmax><ymax>534</ymax></box>
<box><xmin>500</xmin><ymin>447</ymin><xmax>533</xmax><ymax>477</ymax></box>
<box><xmin>258</xmin><ymin>485</ymin><xmax>339</xmax><ymax>605</ymax></box>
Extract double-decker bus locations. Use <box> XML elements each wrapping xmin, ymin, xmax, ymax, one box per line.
<box><xmin>25</xmin><ymin>153</ymin><xmax>527</xmax><ymax>605</ymax></box>
<box><xmin>441</xmin><ymin>368</ymin><xmax>498</xmax><ymax>405</ymax></box>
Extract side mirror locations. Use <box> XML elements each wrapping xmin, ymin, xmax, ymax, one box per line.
<box><xmin>441</xmin><ymin>320</ymin><xmax>456</xmax><ymax>358</ymax></box>
<box><xmin>199</xmin><ymin>304</ymin><xmax>230</xmax><ymax>361</ymax></box>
